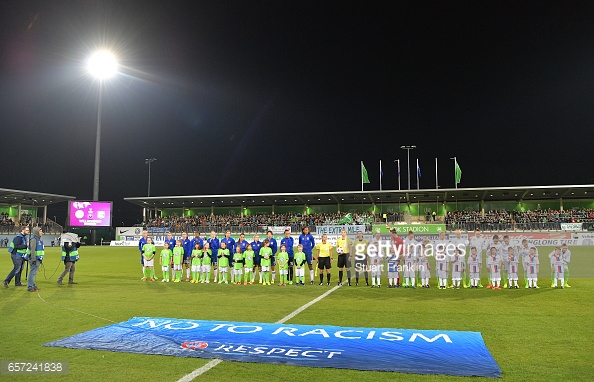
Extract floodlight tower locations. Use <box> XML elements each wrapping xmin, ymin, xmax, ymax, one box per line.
<box><xmin>87</xmin><ymin>50</ymin><xmax>117</xmax><ymax>244</ymax></box>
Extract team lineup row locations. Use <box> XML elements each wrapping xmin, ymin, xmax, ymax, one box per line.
<box><xmin>137</xmin><ymin>227</ymin><xmax>572</xmax><ymax>289</ymax></box>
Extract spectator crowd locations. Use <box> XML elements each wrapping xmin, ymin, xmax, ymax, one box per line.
<box><xmin>145</xmin><ymin>212</ymin><xmax>376</xmax><ymax>233</ymax></box>
<box><xmin>446</xmin><ymin>208</ymin><xmax>594</xmax><ymax>230</ymax></box>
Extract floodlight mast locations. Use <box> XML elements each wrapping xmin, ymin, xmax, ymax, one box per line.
<box><xmin>87</xmin><ymin>51</ymin><xmax>118</xmax><ymax>245</ymax></box>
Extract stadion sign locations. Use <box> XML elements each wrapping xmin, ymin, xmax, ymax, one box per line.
<box><xmin>316</xmin><ymin>225</ymin><xmax>366</xmax><ymax>235</ymax></box>
<box><xmin>560</xmin><ymin>223</ymin><xmax>582</xmax><ymax>231</ymax></box>
<box><xmin>373</xmin><ymin>224</ymin><xmax>446</xmax><ymax>235</ymax></box>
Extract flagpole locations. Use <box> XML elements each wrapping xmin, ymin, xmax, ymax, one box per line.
<box><xmin>400</xmin><ymin>146</ymin><xmax>416</xmax><ymax>190</ymax></box>
<box><xmin>450</xmin><ymin>157</ymin><xmax>457</xmax><ymax>189</ymax></box>
<box><xmin>361</xmin><ymin>161</ymin><xmax>364</xmax><ymax>191</ymax></box>
<box><xmin>395</xmin><ymin>159</ymin><xmax>401</xmax><ymax>190</ymax></box>
<box><xmin>379</xmin><ymin>159</ymin><xmax>382</xmax><ymax>191</ymax></box>
<box><xmin>416</xmin><ymin>158</ymin><xmax>420</xmax><ymax>190</ymax></box>
<box><xmin>435</xmin><ymin>157</ymin><xmax>438</xmax><ymax>189</ymax></box>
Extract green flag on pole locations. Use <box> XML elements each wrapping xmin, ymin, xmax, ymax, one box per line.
<box><xmin>455</xmin><ymin>160</ymin><xmax>462</xmax><ymax>184</ymax></box>
<box><xmin>361</xmin><ymin>161</ymin><xmax>370</xmax><ymax>184</ymax></box>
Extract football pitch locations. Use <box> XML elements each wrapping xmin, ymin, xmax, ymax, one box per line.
<box><xmin>1</xmin><ymin>245</ymin><xmax>593</xmax><ymax>381</ymax></box>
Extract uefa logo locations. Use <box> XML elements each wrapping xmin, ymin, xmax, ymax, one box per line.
<box><xmin>181</xmin><ymin>341</ymin><xmax>208</xmax><ymax>350</ymax></box>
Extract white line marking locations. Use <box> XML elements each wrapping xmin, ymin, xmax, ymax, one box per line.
<box><xmin>177</xmin><ymin>284</ymin><xmax>342</xmax><ymax>381</ymax></box>
<box><xmin>275</xmin><ymin>285</ymin><xmax>341</xmax><ymax>324</ymax></box>
<box><xmin>177</xmin><ymin>359</ymin><xmax>222</xmax><ymax>382</ymax></box>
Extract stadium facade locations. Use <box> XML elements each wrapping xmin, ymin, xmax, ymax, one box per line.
<box><xmin>125</xmin><ymin>184</ymin><xmax>594</xmax><ymax>227</ymax></box>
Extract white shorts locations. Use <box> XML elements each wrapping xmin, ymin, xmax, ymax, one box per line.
<box><xmin>491</xmin><ymin>277</ymin><xmax>501</xmax><ymax>282</ymax></box>
<box><xmin>161</xmin><ymin>266</ymin><xmax>169</xmax><ymax>272</ymax></box>
<box><xmin>244</xmin><ymin>267</ymin><xmax>251</xmax><ymax>273</ymax></box>
<box><xmin>144</xmin><ymin>259</ymin><xmax>154</xmax><ymax>267</ymax></box>
<box><xmin>296</xmin><ymin>268</ymin><xmax>305</xmax><ymax>277</ymax></box>
<box><xmin>173</xmin><ymin>264</ymin><xmax>182</xmax><ymax>271</ymax></box>
<box><xmin>191</xmin><ymin>265</ymin><xmax>200</xmax><ymax>272</ymax></box>
<box><xmin>262</xmin><ymin>266</ymin><xmax>270</xmax><ymax>272</ymax></box>
<box><xmin>280</xmin><ymin>270</ymin><xmax>288</xmax><ymax>275</ymax></box>
<box><xmin>234</xmin><ymin>268</ymin><xmax>243</xmax><ymax>274</ymax></box>
<box><xmin>404</xmin><ymin>269</ymin><xmax>415</xmax><ymax>278</ymax></box>
<box><xmin>219</xmin><ymin>266</ymin><xmax>228</xmax><ymax>273</ymax></box>
<box><xmin>202</xmin><ymin>264</ymin><xmax>211</xmax><ymax>273</ymax></box>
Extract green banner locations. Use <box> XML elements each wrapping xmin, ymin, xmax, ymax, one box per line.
<box><xmin>372</xmin><ymin>224</ymin><xmax>446</xmax><ymax>235</ymax></box>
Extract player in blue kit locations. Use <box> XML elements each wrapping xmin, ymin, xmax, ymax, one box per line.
<box><xmin>138</xmin><ymin>230</ymin><xmax>148</xmax><ymax>279</ymax></box>
<box><xmin>191</xmin><ymin>232</ymin><xmax>204</xmax><ymax>254</ymax></box>
<box><xmin>207</xmin><ymin>231</ymin><xmax>220</xmax><ymax>283</ymax></box>
<box><xmin>251</xmin><ymin>234</ymin><xmax>263</xmax><ymax>283</ymax></box>
<box><xmin>236</xmin><ymin>233</ymin><xmax>249</xmax><ymax>253</ymax></box>
<box><xmin>266</xmin><ymin>230</ymin><xmax>278</xmax><ymax>283</ymax></box>
<box><xmin>280</xmin><ymin>229</ymin><xmax>295</xmax><ymax>284</ymax></box>
<box><xmin>221</xmin><ymin>229</ymin><xmax>236</xmax><ymax>260</ymax></box>
<box><xmin>181</xmin><ymin>232</ymin><xmax>192</xmax><ymax>281</ymax></box>
<box><xmin>299</xmin><ymin>226</ymin><xmax>316</xmax><ymax>285</ymax></box>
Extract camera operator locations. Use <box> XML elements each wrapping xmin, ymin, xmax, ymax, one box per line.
<box><xmin>57</xmin><ymin>233</ymin><xmax>81</xmax><ymax>285</ymax></box>
<box><xmin>27</xmin><ymin>227</ymin><xmax>44</xmax><ymax>292</ymax></box>
<box><xmin>3</xmin><ymin>225</ymin><xmax>29</xmax><ymax>288</ymax></box>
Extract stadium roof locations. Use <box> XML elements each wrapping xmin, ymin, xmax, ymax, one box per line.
<box><xmin>124</xmin><ymin>184</ymin><xmax>594</xmax><ymax>209</ymax></box>
<box><xmin>0</xmin><ymin>187</ymin><xmax>75</xmax><ymax>207</ymax></box>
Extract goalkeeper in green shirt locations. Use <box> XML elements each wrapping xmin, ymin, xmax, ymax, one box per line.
<box><xmin>191</xmin><ymin>243</ymin><xmax>202</xmax><ymax>283</ymax></box>
<box><xmin>277</xmin><ymin>244</ymin><xmax>289</xmax><ymax>286</ymax></box>
<box><xmin>260</xmin><ymin>239</ymin><xmax>273</xmax><ymax>285</ymax></box>
<box><xmin>294</xmin><ymin>244</ymin><xmax>307</xmax><ymax>286</ymax></box>
<box><xmin>217</xmin><ymin>242</ymin><xmax>230</xmax><ymax>284</ymax></box>
<box><xmin>160</xmin><ymin>242</ymin><xmax>172</xmax><ymax>283</ymax></box>
<box><xmin>200</xmin><ymin>242</ymin><xmax>212</xmax><ymax>283</ymax></box>
<box><xmin>244</xmin><ymin>243</ymin><xmax>255</xmax><ymax>285</ymax></box>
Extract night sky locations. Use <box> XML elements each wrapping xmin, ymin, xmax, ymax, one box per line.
<box><xmin>2</xmin><ymin>1</ymin><xmax>594</xmax><ymax>225</ymax></box>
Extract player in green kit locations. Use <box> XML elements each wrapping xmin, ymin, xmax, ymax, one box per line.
<box><xmin>244</xmin><ymin>243</ymin><xmax>255</xmax><ymax>285</ymax></box>
<box><xmin>217</xmin><ymin>242</ymin><xmax>230</xmax><ymax>284</ymax></box>
<box><xmin>233</xmin><ymin>246</ymin><xmax>244</xmax><ymax>284</ymax></box>
<box><xmin>260</xmin><ymin>239</ymin><xmax>272</xmax><ymax>285</ymax></box>
<box><xmin>277</xmin><ymin>244</ymin><xmax>289</xmax><ymax>286</ymax></box>
<box><xmin>172</xmin><ymin>240</ymin><xmax>184</xmax><ymax>282</ymax></box>
<box><xmin>294</xmin><ymin>244</ymin><xmax>307</xmax><ymax>286</ymax></box>
<box><xmin>142</xmin><ymin>237</ymin><xmax>156</xmax><ymax>281</ymax></box>
<box><xmin>191</xmin><ymin>243</ymin><xmax>202</xmax><ymax>283</ymax></box>
<box><xmin>160</xmin><ymin>242</ymin><xmax>172</xmax><ymax>282</ymax></box>
<box><xmin>200</xmin><ymin>242</ymin><xmax>212</xmax><ymax>283</ymax></box>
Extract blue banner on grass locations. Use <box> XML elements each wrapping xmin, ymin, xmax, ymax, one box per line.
<box><xmin>44</xmin><ymin>317</ymin><xmax>501</xmax><ymax>378</ymax></box>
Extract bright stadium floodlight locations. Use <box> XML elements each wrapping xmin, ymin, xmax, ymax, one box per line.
<box><xmin>87</xmin><ymin>50</ymin><xmax>118</xmax><ymax>79</ymax></box>
<box><xmin>87</xmin><ymin>50</ymin><xmax>118</xmax><ymax>245</ymax></box>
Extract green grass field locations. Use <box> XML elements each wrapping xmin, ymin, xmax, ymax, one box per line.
<box><xmin>1</xmin><ymin>245</ymin><xmax>593</xmax><ymax>381</ymax></box>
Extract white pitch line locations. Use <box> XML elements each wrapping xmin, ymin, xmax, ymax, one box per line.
<box><xmin>177</xmin><ymin>284</ymin><xmax>342</xmax><ymax>381</ymax></box>
<box><xmin>177</xmin><ymin>359</ymin><xmax>223</xmax><ymax>382</ymax></box>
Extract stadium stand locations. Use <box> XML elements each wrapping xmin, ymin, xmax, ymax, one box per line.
<box><xmin>145</xmin><ymin>212</ymin><xmax>378</xmax><ymax>234</ymax></box>
<box><xmin>445</xmin><ymin>208</ymin><xmax>594</xmax><ymax>231</ymax></box>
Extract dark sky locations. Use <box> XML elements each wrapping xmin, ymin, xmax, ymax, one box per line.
<box><xmin>2</xmin><ymin>1</ymin><xmax>594</xmax><ymax>225</ymax></box>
